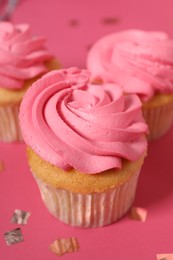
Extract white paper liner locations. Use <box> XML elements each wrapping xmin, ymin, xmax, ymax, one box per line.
<box><xmin>0</xmin><ymin>104</ymin><xmax>23</xmax><ymax>142</ymax></box>
<box><xmin>143</xmin><ymin>101</ymin><xmax>173</xmax><ymax>141</ymax></box>
<box><xmin>33</xmin><ymin>170</ymin><xmax>140</xmax><ymax>228</ymax></box>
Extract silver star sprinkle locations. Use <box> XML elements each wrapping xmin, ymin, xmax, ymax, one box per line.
<box><xmin>4</xmin><ymin>228</ymin><xmax>24</xmax><ymax>246</ymax></box>
<box><xmin>11</xmin><ymin>209</ymin><xmax>31</xmax><ymax>225</ymax></box>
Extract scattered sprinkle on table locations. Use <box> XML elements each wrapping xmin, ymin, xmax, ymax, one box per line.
<box><xmin>49</xmin><ymin>237</ymin><xmax>80</xmax><ymax>256</ymax></box>
<box><xmin>130</xmin><ymin>207</ymin><xmax>148</xmax><ymax>222</ymax></box>
<box><xmin>11</xmin><ymin>209</ymin><xmax>31</xmax><ymax>225</ymax></box>
<box><xmin>0</xmin><ymin>160</ymin><xmax>4</xmax><ymax>172</ymax></box>
<box><xmin>101</xmin><ymin>16</ymin><xmax>119</xmax><ymax>25</ymax></box>
<box><xmin>68</xmin><ymin>19</ymin><xmax>80</xmax><ymax>27</ymax></box>
<box><xmin>4</xmin><ymin>228</ymin><xmax>24</xmax><ymax>246</ymax></box>
<box><xmin>156</xmin><ymin>254</ymin><xmax>173</xmax><ymax>260</ymax></box>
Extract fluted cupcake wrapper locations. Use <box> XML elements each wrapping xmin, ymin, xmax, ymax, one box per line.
<box><xmin>33</xmin><ymin>170</ymin><xmax>140</xmax><ymax>228</ymax></box>
<box><xmin>143</xmin><ymin>101</ymin><xmax>173</xmax><ymax>141</ymax></box>
<box><xmin>0</xmin><ymin>104</ymin><xmax>23</xmax><ymax>142</ymax></box>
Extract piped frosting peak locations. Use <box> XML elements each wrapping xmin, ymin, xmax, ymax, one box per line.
<box><xmin>87</xmin><ymin>29</ymin><xmax>173</xmax><ymax>101</ymax></box>
<box><xmin>19</xmin><ymin>67</ymin><xmax>147</xmax><ymax>174</ymax></box>
<box><xmin>0</xmin><ymin>21</ymin><xmax>53</xmax><ymax>89</ymax></box>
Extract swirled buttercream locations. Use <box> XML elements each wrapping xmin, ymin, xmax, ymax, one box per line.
<box><xmin>0</xmin><ymin>21</ymin><xmax>53</xmax><ymax>89</ymax></box>
<box><xmin>87</xmin><ymin>29</ymin><xmax>173</xmax><ymax>101</ymax></box>
<box><xmin>19</xmin><ymin>67</ymin><xmax>147</xmax><ymax>174</ymax></box>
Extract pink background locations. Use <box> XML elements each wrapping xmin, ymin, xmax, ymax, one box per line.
<box><xmin>1</xmin><ymin>0</ymin><xmax>173</xmax><ymax>259</ymax></box>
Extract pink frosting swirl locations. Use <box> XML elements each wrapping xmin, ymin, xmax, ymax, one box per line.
<box><xmin>0</xmin><ymin>21</ymin><xmax>53</xmax><ymax>89</ymax></box>
<box><xmin>87</xmin><ymin>29</ymin><xmax>173</xmax><ymax>101</ymax></box>
<box><xmin>19</xmin><ymin>67</ymin><xmax>147</xmax><ymax>174</ymax></box>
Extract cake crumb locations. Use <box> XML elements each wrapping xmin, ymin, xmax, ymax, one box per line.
<box><xmin>49</xmin><ymin>237</ymin><xmax>80</xmax><ymax>256</ymax></box>
<box><xmin>130</xmin><ymin>207</ymin><xmax>147</xmax><ymax>222</ymax></box>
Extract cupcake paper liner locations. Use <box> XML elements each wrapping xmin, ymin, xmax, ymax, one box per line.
<box><xmin>33</xmin><ymin>170</ymin><xmax>140</xmax><ymax>228</ymax></box>
<box><xmin>0</xmin><ymin>104</ymin><xmax>23</xmax><ymax>142</ymax></box>
<box><xmin>143</xmin><ymin>101</ymin><xmax>173</xmax><ymax>141</ymax></box>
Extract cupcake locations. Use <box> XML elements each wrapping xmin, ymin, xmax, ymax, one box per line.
<box><xmin>0</xmin><ymin>21</ymin><xmax>59</xmax><ymax>142</ymax></box>
<box><xmin>87</xmin><ymin>29</ymin><xmax>173</xmax><ymax>141</ymax></box>
<box><xmin>19</xmin><ymin>67</ymin><xmax>148</xmax><ymax>228</ymax></box>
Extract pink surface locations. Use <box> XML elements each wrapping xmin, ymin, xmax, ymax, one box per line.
<box><xmin>1</xmin><ymin>0</ymin><xmax>173</xmax><ymax>259</ymax></box>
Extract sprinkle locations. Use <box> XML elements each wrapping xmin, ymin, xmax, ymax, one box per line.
<box><xmin>0</xmin><ymin>0</ymin><xmax>19</xmax><ymax>21</ymax></box>
<box><xmin>11</xmin><ymin>209</ymin><xmax>31</xmax><ymax>225</ymax></box>
<box><xmin>0</xmin><ymin>160</ymin><xmax>4</xmax><ymax>172</ymax></box>
<box><xmin>4</xmin><ymin>228</ymin><xmax>24</xmax><ymax>246</ymax></box>
<box><xmin>49</xmin><ymin>237</ymin><xmax>80</xmax><ymax>256</ymax></box>
<box><xmin>157</xmin><ymin>254</ymin><xmax>173</xmax><ymax>260</ymax></box>
<box><xmin>68</xmin><ymin>19</ymin><xmax>80</xmax><ymax>27</ymax></box>
<box><xmin>86</xmin><ymin>43</ymin><xmax>93</xmax><ymax>51</ymax></box>
<box><xmin>130</xmin><ymin>207</ymin><xmax>148</xmax><ymax>222</ymax></box>
<box><xmin>101</xmin><ymin>16</ymin><xmax>119</xmax><ymax>25</ymax></box>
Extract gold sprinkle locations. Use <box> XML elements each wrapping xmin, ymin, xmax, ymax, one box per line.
<box><xmin>130</xmin><ymin>207</ymin><xmax>147</xmax><ymax>222</ymax></box>
<box><xmin>0</xmin><ymin>160</ymin><xmax>5</xmax><ymax>172</ymax></box>
<box><xmin>86</xmin><ymin>43</ymin><xmax>93</xmax><ymax>51</ymax></box>
<box><xmin>49</xmin><ymin>237</ymin><xmax>80</xmax><ymax>256</ymax></box>
<box><xmin>68</xmin><ymin>19</ymin><xmax>80</xmax><ymax>27</ymax></box>
<box><xmin>101</xmin><ymin>16</ymin><xmax>119</xmax><ymax>25</ymax></box>
<box><xmin>157</xmin><ymin>254</ymin><xmax>173</xmax><ymax>260</ymax></box>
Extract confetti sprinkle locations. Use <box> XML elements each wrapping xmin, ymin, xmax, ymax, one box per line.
<box><xmin>11</xmin><ymin>209</ymin><xmax>31</xmax><ymax>225</ymax></box>
<box><xmin>157</xmin><ymin>254</ymin><xmax>173</xmax><ymax>260</ymax></box>
<box><xmin>130</xmin><ymin>207</ymin><xmax>148</xmax><ymax>222</ymax></box>
<box><xmin>0</xmin><ymin>160</ymin><xmax>4</xmax><ymax>172</ymax></box>
<box><xmin>4</xmin><ymin>228</ymin><xmax>24</xmax><ymax>246</ymax></box>
<box><xmin>101</xmin><ymin>16</ymin><xmax>119</xmax><ymax>25</ymax></box>
<box><xmin>0</xmin><ymin>0</ymin><xmax>19</xmax><ymax>20</ymax></box>
<box><xmin>49</xmin><ymin>237</ymin><xmax>80</xmax><ymax>256</ymax></box>
<box><xmin>68</xmin><ymin>19</ymin><xmax>80</xmax><ymax>27</ymax></box>
<box><xmin>86</xmin><ymin>43</ymin><xmax>93</xmax><ymax>51</ymax></box>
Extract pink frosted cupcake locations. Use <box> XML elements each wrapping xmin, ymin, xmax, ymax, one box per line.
<box><xmin>87</xmin><ymin>29</ymin><xmax>173</xmax><ymax>141</ymax></box>
<box><xmin>0</xmin><ymin>21</ymin><xmax>59</xmax><ymax>142</ymax></box>
<box><xmin>19</xmin><ymin>67</ymin><xmax>148</xmax><ymax>228</ymax></box>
